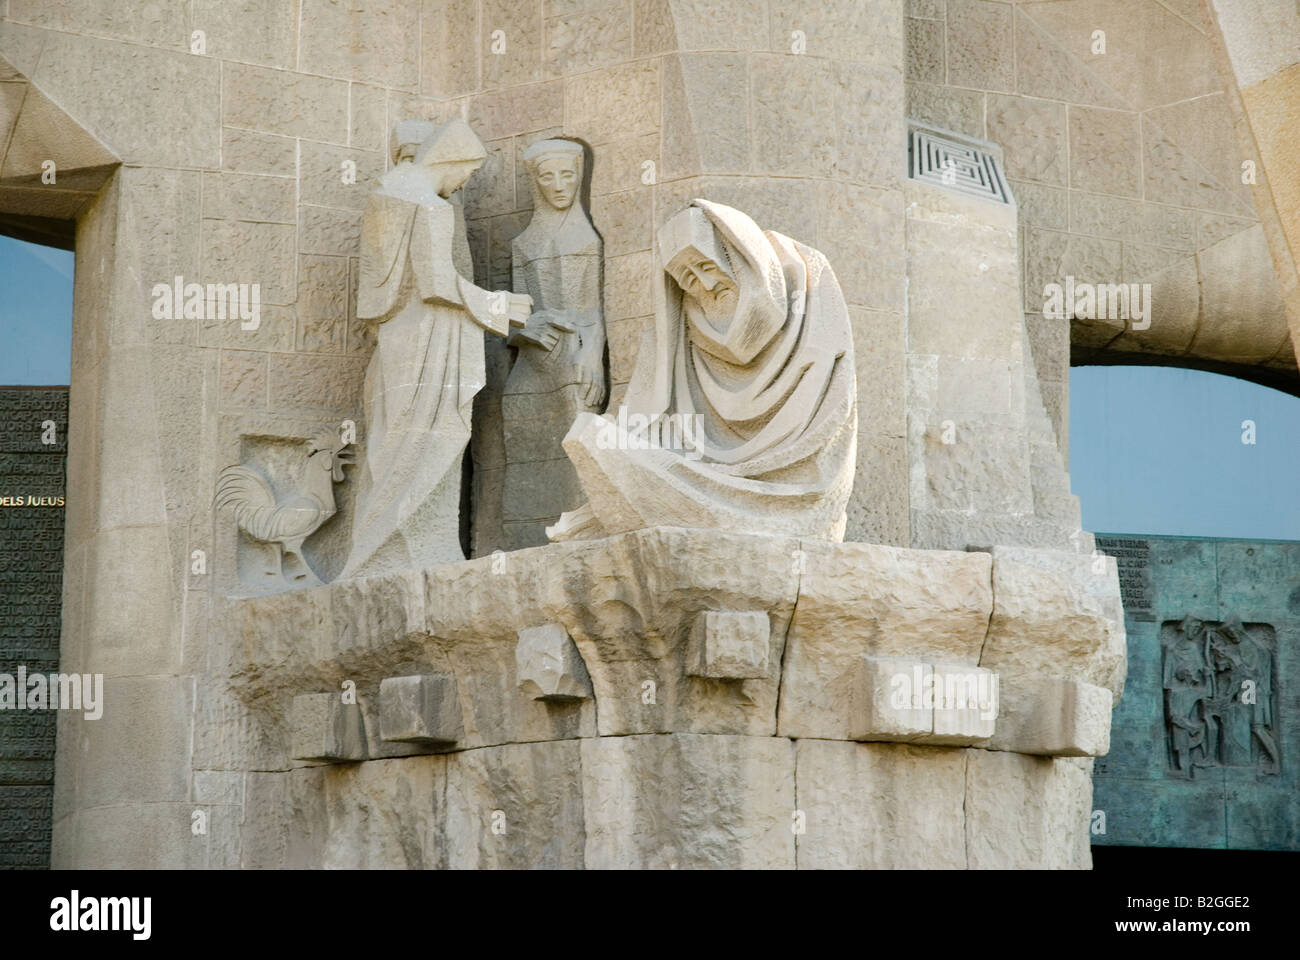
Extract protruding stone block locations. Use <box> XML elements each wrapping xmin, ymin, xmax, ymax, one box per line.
<box><xmin>849</xmin><ymin>658</ymin><xmax>998</xmax><ymax>745</ymax></box>
<box><xmin>687</xmin><ymin>610</ymin><xmax>770</xmax><ymax>679</ymax></box>
<box><xmin>290</xmin><ymin>693</ymin><xmax>366</xmax><ymax>763</ymax></box>
<box><xmin>982</xmin><ymin>547</ymin><xmax>1127</xmax><ymax>697</ymax></box>
<box><xmin>929</xmin><ymin>664</ymin><xmax>999</xmax><ymax>744</ymax></box>
<box><xmin>515</xmin><ymin>623</ymin><xmax>593</xmax><ymax>702</ymax></box>
<box><xmin>379</xmin><ymin>674</ymin><xmax>462</xmax><ymax>745</ymax></box>
<box><xmin>849</xmin><ymin>658</ymin><xmax>933</xmax><ymax>741</ymax></box>
<box><xmin>992</xmin><ymin>676</ymin><xmax>1112</xmax><ymax>757</ymax></box>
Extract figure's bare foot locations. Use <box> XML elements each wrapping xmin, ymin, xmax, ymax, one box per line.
<box><xmin>547</xmin><ymin>501</ymin><xmax>605</xmax><ymax>542</ymax></box>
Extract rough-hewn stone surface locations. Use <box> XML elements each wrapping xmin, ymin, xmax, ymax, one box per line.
<box><xmin>10</xmin><ymin>0</ymin><xmax>1281</xmax><ymax>871</ymax></box>
<box><xmin>965</xmin><ymin>751</ymin><xmax>1094</xmax><ymax>869</ymax></box>
<box><xmin>901</xmin><ymin>0</ymin><xmax>1299</xmax><ymax>433</ymax></box>
<box><xmin>206</xmin><ymin>529</ymin><xmax>1123</xmax><ymax>867</ymax></box>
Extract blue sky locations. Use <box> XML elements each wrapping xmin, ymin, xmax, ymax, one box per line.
<box><xmin>2</xmin><ymin>234</ymin><xmax>1297</xmax><ymax>541</ymax></box>
<box><xmin>0</xmin><ymin>234</ymin><xmax>74</xmax><ymax>385</ymax></box>
<box><xmin>1070</xmin><ymin>364</ymin><xmax>1300</xmax><ymax>540</ymax></box>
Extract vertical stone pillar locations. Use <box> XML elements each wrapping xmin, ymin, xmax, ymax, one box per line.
<box><xmin>904</xmin><ymin>127</ymin><xmax>1083</xmax><ymax>552</ymax></box>
<box><xmin>454</xmin><ymin>1</ymin><xmax>910</xmax><ymax>549</ymax></box>
<box><xmin>1206</xmin><ymin>0</ymin><xmax>1300</xmax><ymax>371</ymax></box>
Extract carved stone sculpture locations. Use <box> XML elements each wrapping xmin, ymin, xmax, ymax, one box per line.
<box><xmin>1162</xmin><ymin>615</ymin><xmax>1278</xmax><ymax>776</ymax></box>
<box><xmin>547</xmin><ymin>199</ymin><xmax>857</xmax><ymax>543</ymax></box>
<box><xmin>342</xmin><ymin>120</ymin><xmax>530</xmax><ymax>577</ymax></box>
<box><xmin>215</xmin><ymin>436</ymin><xmax>354</xmax><ymax>585</ymax></box>
<box><xmin>499</xmin><ymin>139</ymin><xmax>606</xmax><ymax>548</ymax></box>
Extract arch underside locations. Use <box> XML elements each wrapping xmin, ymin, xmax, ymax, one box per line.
<box><xmin>1073</xmin><ymin>346</ymin><xmax>1300</xmax><ymax>400</ymax></box>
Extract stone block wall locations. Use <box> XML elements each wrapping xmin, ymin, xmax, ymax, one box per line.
<box><xmin>444</xmin><ymin>0</ymin><xmax>912</xmax><ymax>549</ymax></box>
<box><xmin>0</xmin><ymin>0</ymin><xmax>1291</xmax><ymax>868</ymax></box>
<box><xmin>904</xmin><ymin>0</ymin><xmax>1295</xmax><ymax>454</ymax></box>
<box><xmin>0</xmin><ymin>0</ymin><xmax>916</xmax><ymax>868</ymax></box>
<box><xmin>1208</xmin><ymin>0</ymin><xmax>1300</xmax><ymax>386</ymax></box>
<box><xmin>219</xmin><ymin>529</ymin><xmax>1121</xmax><ymax>869</ymax></box>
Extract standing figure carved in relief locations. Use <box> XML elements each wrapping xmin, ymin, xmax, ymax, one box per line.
<box><xmin>1162</xmin><ymin>615</ymin><xmax>1279</xmax><ymax>776</ymax></box>
<box><xmin>1209</xmin><ymin>617</ymin><xmax>1279</xmax><ymax>773</ymax></box>
<box><xmin>342</xmin><ymin>120</ymin><xmax>531</xmax><ymax>577</ymax></box>
<box><xmin>1163</xmin><ymin>616</ymin><xmax>1210</xmax><ymax>776</ymax></box>
<box><xmin>499</xmin><ymin>139</ymin><xmax>606</xmax><ymax>548</ymax></box>
<box><xmin>547</xmin><ymin>198</ymin><xmax>857</xmax><ymax>543</ymax></box>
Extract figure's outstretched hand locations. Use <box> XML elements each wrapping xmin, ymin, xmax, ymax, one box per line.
<box><xmin>515</xmin><ymin>309</ymin><xmax>575</xmax><ymax>351</ymax></box>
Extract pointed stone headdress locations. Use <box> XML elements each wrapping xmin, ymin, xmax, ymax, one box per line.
<box><xmin>415</xmin><ymin>118</ymin><xmax>487</xmax><ymax>168</ymax></box>
<box><xmin>389</xmin><ymin>120</ymin><xmax>437</xmax><ymax>164</ymax></box>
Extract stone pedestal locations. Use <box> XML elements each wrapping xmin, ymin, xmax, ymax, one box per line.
<box><xmin>216</xmin><ymin>527</ymin><xmax>1124</xmax><ymax>869</ymax></box>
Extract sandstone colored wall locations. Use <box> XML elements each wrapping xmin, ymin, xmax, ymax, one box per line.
<box><xmin>444</xmin><ymin>0</ymin><xmax>912</xmax><ymax>548</ymax></box>
<box><xmin>223</xmin><ymin>528</ymin><xmax>1119</xmax><ymax>869</ymax></box>
<box><xmin>0</xmin><ymin>0</ymin><xmax>911</xmax><ymax>868</ymax></box>
<box><xmin>0</xmin><ymin>0</ymin><xmax>1261</xmax><ymax>868</ymax></box>
<box><xmin>1207</xmin><ymin>0</ymin><xmax>1300</xmax><ymax>389</ymax></box>
<box><xmin>905</xmin><ymin>0</ymin><xmax>1298</xmax><ymax>455</ymax></box>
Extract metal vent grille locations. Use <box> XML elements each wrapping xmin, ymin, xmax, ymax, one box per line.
<box><xmin>908</xmin><ymin>127</ymin><xmax>1011</xmax><ymax>205</ymax></box>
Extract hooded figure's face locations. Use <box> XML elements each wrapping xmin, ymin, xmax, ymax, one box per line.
<box><xmin>658</xmin><ymin>202</ymin><xmax>788</xmax><ymax>367</ymax></box>
<box><xmin>430</xmin><ymin>159</ymin><xmax>482</xmax><ymax>198</ymax></box>
<box><xmin>666</xmin><ymin>246</ymin><xmax>739</xmax><ymax>328</ymax></box>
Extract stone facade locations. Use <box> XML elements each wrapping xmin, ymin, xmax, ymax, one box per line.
<box><xmin>0</xmin><ymin>0</ymin><xmax>1294</xmax><ymax>869</ymax></box>
<box><xmin>227</xmin><ymin>528</ymin><xmax>1119</xmax><ymax>869</ymax></box>
<box><xmin>906</xmin><ymin>0</ymin><xmax>1298</xmax><ymax>455</ymax></box>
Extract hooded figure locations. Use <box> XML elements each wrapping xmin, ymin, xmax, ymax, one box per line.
<box><xmin>342</xmin><ymin>119</ymin><xmax>530</xmax><ymax>577</ymax></box>
<box><xmin>496</xmin><ymin>139</ymin><xmax>606</xmax><ymax>548</ymax></box>
<box><xmin>547</xmin><ymin>198</ymin><xmax>857</xmax><ymax>542</ymax></box>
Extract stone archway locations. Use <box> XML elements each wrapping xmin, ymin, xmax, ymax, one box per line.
<box><xmin>0</xmin><ymin>50</ymin><xmax>127</xmax><ymax>868</ymax></box>
<box><xmin>1</xmin><ymin>53</ymin><xmax>117</xmax><ymax>229</ymax></box>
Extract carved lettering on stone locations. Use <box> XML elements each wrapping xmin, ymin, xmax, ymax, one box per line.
<box><xmin>0</xmin><ymin>388</ymin><xmax>65</xmax><ymax>869</ymax></box>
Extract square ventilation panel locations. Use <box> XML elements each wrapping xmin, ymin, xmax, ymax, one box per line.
<box><xmin>908</xmin><ymin>123</ymin><xmax>1013</xmax><ymax>206</ymax></box>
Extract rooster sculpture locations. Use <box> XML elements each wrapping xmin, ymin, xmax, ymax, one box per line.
<box><xmin>215</xmin><ymin>438</ymin><xmax>355</xmax><ymax>585</ymax></box>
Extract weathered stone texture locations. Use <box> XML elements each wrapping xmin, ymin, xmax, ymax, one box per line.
<box><xmin>795</xmin><ymin>740</ymin><xmax>967</xmax><ymax>869</ymax></box>
<box><xmin>14</xmin><ymin>0</ymin><xmax>1260</xmax><ymax>872</ymax></box>
<box><xmin>582</xmin><ymin>734</ymin><xmax>795</xmax><ymax>869</ymax></box>
<box><xmin>965</xmin><ymin>751</ymin><xmax>1094</xmax><ymax>869</ymax></box>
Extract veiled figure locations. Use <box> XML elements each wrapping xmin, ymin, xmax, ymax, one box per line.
<box><xmin>548</xmin><ymin>199</ymin><xmax>857</xmax><ymax>543</ymax></box>
<box><xmin>500</xmin><ymin>139</ymin><xmax>606</xmax><ymax>547</ymax></box>
<box><xmin>343</xmin><ymin>120</ymin><xmax>529</xmax><ymax>577</ymax></box>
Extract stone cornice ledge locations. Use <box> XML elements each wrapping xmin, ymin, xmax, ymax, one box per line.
<box><xmin>214</xmin><ymin>527</ymin><xmax>1126</xmax><ymax>767</ymax></box>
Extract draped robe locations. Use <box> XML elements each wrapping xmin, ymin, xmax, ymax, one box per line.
<box><xmin>498</xmin><ymin>201</ymin><xmax>605</xmax><ymax>545</ymax></box>
<box><xmin>553</xmin><ymin>199</ymin><xmax>857</xmax><ymax>542</ymax></box>
<box><xmin>342</xmin><ymin>165</ymin><xmax>509</xmax><ymax>577</ymax></box>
